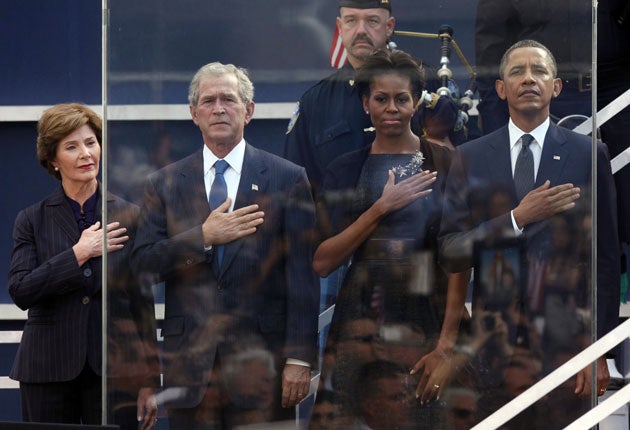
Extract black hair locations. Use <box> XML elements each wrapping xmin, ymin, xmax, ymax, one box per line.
<box><xmin>354</xmin><ymin>49</ymin><xmax>426</xmax><ymax>101</ymax></box>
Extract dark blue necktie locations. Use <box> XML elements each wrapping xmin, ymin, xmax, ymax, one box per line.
<box><xmin>514</xmin><ymin>134</ymin><xmax>535</xmax><ymax>201</ymax></box>
<box><xmin>209</xmin><ymin>159</ymin><xmax>229</xmax><ymax>267</ymax></box>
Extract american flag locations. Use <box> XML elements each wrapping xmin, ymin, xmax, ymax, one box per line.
<box><xmin>329</xmin><ymin>25</ymin><xmax>347</xmax><ymax>69</ymax></box>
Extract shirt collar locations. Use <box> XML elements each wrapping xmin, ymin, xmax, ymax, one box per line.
<box><xmin>203</xmin><ymin>138</ymin><xmax>246</xmax><ymax>176</ymax></box>
<box><xmin>508</xmin><ymin>117</ymin><xmax>550</xmax><ymax>150</ymax></box>
<box><xmin>65</xmin><ymin>187</ymin><xmax>99</xmax><ymax>229</ymax></box>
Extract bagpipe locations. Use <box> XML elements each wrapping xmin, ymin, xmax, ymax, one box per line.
<box><xmin>392</xmin><ymin>25</ymin><xmax>477</xmax><ymax>145</ymax></box>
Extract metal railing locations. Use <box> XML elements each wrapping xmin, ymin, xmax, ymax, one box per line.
<box><xmin>473</xmin><ymin>318</ymin><xmax>630</xmax><ymax>429</ymax></box>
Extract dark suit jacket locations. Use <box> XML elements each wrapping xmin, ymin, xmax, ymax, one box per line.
<box><xmin>439</xmin><ymin>123</ymin><xmax>620</xmax><ymax>338</ymax></box>
<box><xmin>131</xmin><ymin>144</ymin><xmax>319</xmax><ymax>408</ymax></box>
<box><xmin>8</xmin><ymin>186</ymin><xmax>158</xmax><ymax>385</ymax></box>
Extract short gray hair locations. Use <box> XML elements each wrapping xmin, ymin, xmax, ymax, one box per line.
<box><xmin>188</xmin><ymin>62</ymin><xmax>255</xmax><ymax>106</ymax></box>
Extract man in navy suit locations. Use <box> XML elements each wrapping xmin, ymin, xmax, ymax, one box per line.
<box><xmin>437</xmin><ymin>40</ymin><xmax>620</xmax><ymax>427</ymax></box>
<box><xmin>132</xmin><ymin>62</ymin><xmax>319</xmax><ymax>429</ymax></box>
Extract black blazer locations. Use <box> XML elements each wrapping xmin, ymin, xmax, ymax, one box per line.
<box><xmin>9</xmin><ymin>186</ymin><xmax>158</xmax><ymax>385</ymax></box>
<box><xmin>131</xmin><ymin>144</ymin><xmax>319</xmax><ymax>407</ymax></box>
<box><xmin>439</xmin><ymin>123</ymin><xmax>621</xmax><ymax>338</ymax></box>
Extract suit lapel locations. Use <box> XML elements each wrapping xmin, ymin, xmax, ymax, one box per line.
<box><xmin>181</xmin><ymin>150</ymin><xmax>212</xmax><ymax>223</ymax></box>
<box><xmin>47</xmin><ymin>186</ymin><xmax>80</xmax><ymax>243</ymax></box>
<box><xmin>219</xmin><ymin>144</ymin><xmax>268</xmax><ymax>275</ymax></box>
<box><xmin>487</xmin><ymin>127</ymin><xmax>517</xmax><ymax>200</ymax></box>
<box><xmin>487</xmin><ymin>125</ymin><xmax>569</xmax><ymax>201</ymax></box>
<box><xmin>536</xmin><ymin>124</ymin><xmax>569</xmax><ymax>187</ymax></box>
<box><xmin>46</xmin><ymin>185</ymin><xmax>118</xmax><ymax>246</ymax></box>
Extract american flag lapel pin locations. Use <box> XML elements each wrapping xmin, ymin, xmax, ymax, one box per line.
<box><xmin>553</xmin><ymin>155</ymin><xmax>561</xmax><ymax>160</ymax></box>
<box><xmin>252</xmin><ymin>184</ymin><xmax>259</xmax><ymax>191</ymax></box>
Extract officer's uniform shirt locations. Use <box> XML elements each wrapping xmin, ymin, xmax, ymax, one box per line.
<box><xmin>283</xmin><ymin>63</ymin><xmax>374</xmax><ymax>193</ymax></box>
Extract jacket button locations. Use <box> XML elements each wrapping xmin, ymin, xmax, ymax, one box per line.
<box><xmin>186</xmin><ymin>259</ymin><xmax>193</xmax><ymax>265</ymax></box>
<box><xmin>83</xmin><ymin>267</ymin><xmax>92</xmax><ymax>277</ymax></box>
<box><xmin>81</xmin><ymin>296</ymin><xmax>90</xmax><ymax>305</ymax></box>
<box><xmin>217</xmin><ymin>284</ymin><xmax>222</xmax><ymax>290</ymax></box>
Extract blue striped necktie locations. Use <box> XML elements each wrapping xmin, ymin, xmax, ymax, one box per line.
<box><xmin>209</xmin><ymin>159</ymin><xmax>229</xmax><ymax>267</ymax></box>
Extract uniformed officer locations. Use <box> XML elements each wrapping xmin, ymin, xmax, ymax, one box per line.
<box><xmin>283</xmin><ymin>0</ymin><xmax>395</xmax><ymax>194</ymax></box>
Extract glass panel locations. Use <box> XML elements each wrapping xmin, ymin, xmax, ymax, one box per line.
<box><xmin>1</xmin><ymin>0</ymin><xmax>104</xmax><ymax>425</ymax></box>
<box><xmin>103</xmin><ymin>1</ymin><xmax>610</xmax><ymax>430</ymax></box>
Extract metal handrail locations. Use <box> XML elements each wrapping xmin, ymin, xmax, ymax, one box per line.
<box><xmin>473</xmin><ymin>318</ymin><xmax>630</xmax><ymax>429</ymax></box>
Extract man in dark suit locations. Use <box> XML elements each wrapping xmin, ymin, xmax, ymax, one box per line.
<box><xmin>131</xmin><ymin>62</ymin><xmax>319</xmax><ymax>429</ymax></box>
<box><xmin>438</xmin><ymin>40</ymin><xmax>620</xmax><ymax>427</ymax></box>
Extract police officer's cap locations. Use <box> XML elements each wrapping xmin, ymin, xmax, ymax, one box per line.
<box><xmin>339</xmin><ymin>0</ymin><xmax>392</xmax><ymax>12</ymax></box>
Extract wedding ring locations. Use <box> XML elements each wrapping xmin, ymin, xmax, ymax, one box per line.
<box><xmin>433</xmin><ymin>384</ymin><xmax>440</xmax><ymax>389</ymax></box>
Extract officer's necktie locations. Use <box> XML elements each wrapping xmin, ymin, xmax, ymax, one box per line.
<box><xmin>514</xmin><ymin>134</ymin><xmax>535</xmax><ymax>201</ymax></box>
<box><xmin>209</xmin><ymin>159</ymin><xmax>229</xmax><ymax>267</ymax></box>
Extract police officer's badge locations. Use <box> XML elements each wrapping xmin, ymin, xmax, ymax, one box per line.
<box><xmin>285</xmin><ymin>101</ymin><xmax>300</xmax><ymax>135</ymax></box>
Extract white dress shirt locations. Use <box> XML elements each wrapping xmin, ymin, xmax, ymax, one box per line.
<box><xmin>203</xmin><ymin>139</ymin><xmax>246</xmax><ymax>211</ymax></box>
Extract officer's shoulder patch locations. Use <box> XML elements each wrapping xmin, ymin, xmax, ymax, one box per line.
<box><xmin>285</xmin><ymin>101</ymin><xmax>300</xmax><ymax>135</ymax></box>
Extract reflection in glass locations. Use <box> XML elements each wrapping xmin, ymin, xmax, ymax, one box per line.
<box><xmin>103</xmin><ymin>1</ymin><xmax>609</xmax><ymax>429</ymax></box>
